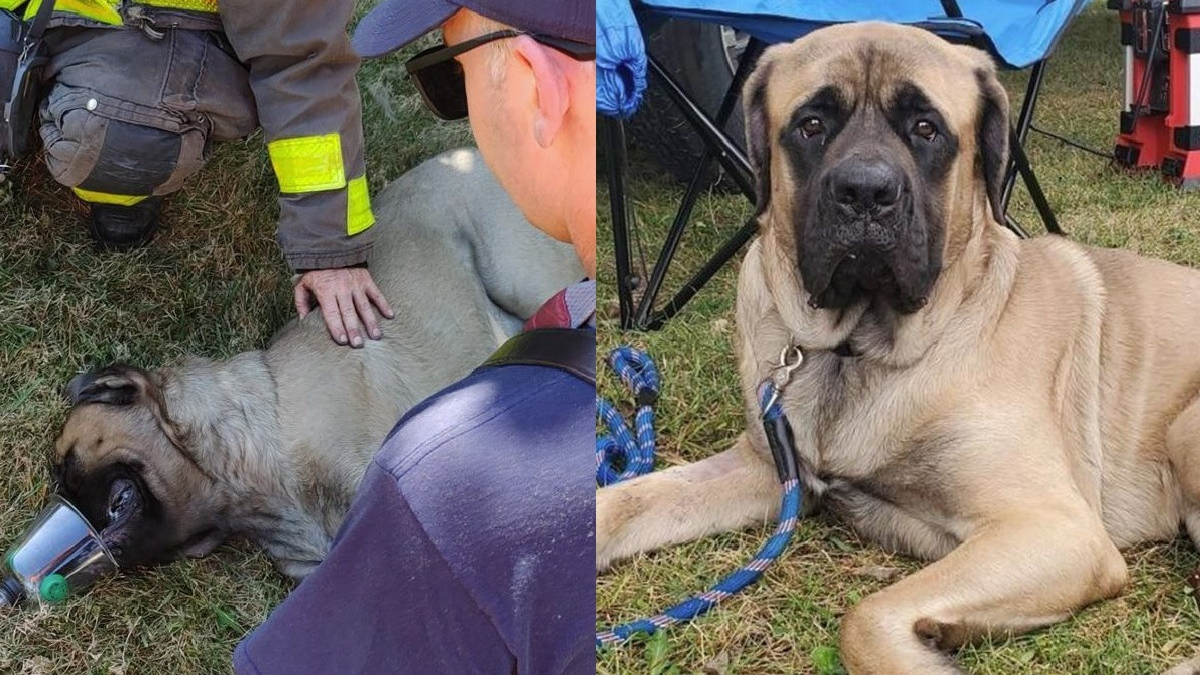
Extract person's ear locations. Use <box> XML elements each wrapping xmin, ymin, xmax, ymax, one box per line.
<box><xmin>513</xmin><ymin>36</ymin><xmax>569</xmax><ymax>148</ymax></box>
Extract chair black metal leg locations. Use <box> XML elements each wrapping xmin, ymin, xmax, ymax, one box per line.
<box><xmin>631</xmin><ymin>141</ymin><xmax>719</xmax><ymax>328</ymax></box>
<box><xmin>603</xmin><ymin>116</ymin><xmax>638</xmax><ymax>329</ymax></box>
<box><xmin>1014</xmin><ymin>61</ymin><xmax>1046</xmax><ymax>145</ymax></box>
<box><xmin>644</xmin><ymin>216</ymin><xmax>759</xmax><ymax>330</ymax></box>
<box><xmin>1002</xmin><ymin>214</ymin><xmax>1030</xmax><ymax>239</ymax></box>
<box><xmin>998</xmin><ymin>59</ymin><xmax>1063</xmax><ymax>237</ymax></box>
<box><xmin>630</xmin><ymin>41</ymin><xmax>765</xmax><ymax>328</ymax></box>
<box><xmin>644</xmin><ymin>55</ymin><xmax>757</xmax><ymax>194</ymax></box>
<box><xmin>1001</xmin><ymin>60</ymin><xmax>1047</xmax><ymax>214</ymax></box>
<box><xmin>1008</xmin><ymin>127</ymin><xmax>1062</xmax><ymax>235</ymax></box>
<box><xmin>938</xmin><ymin>0</ymin><xmax>964</xmax><ymax>18</ymax></box>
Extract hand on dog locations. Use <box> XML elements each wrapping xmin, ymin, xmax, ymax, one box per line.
<box><xmin>294</xmin><ymin>268</ymin><xmax>394</xmax><ymax>348</ymax></box>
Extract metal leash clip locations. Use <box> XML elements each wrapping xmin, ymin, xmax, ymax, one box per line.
<box><xmin>763</xmin><ymin>345</ymin><xmax>803</xmax><ymax>414</ymax></box>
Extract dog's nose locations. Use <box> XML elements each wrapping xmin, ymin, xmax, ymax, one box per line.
<box><xmin>828</xmin><ymin>159</ymin><xmax>904</xmax><ymax>215</ymax></box>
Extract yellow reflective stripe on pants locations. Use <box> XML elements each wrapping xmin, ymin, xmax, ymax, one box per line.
<box><xmin>137</xmin><ymin>0</ymin><xmax>218</xmax><ymax>11</ymax></box>
<box><xmin>267</xmin><ymin>133</ymin><xmax>346</xmax><ymax>194</ymax></box>
<box><xmin>72</xmin><ymin>187</ymin><xmax>148</xmax><ymax>206</ymax></box>
<box><xmin>346</xmin><ymin>175</ymin><xmax>374</xmax><ymax>235</ymax></box>
<box><xmin>23</xmin><ymin>0</ymin><xmax>122</xmax><ymax>24</ymax></box>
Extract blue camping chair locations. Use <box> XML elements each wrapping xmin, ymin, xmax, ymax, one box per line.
<box><xmin>599</xmin><ymin>0</ymin><xmax>1090</xmax><ymax>330</ymax></box>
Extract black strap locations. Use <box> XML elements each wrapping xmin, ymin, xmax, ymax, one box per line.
<box><xmin>481</xmin><ymin>328</ymin><xmax>595</xmax><ymax>385</ymax></box>
<box><xmin>938</xmin><ymin>0</ymin><xmax>964</xmax><ymax>18</ymax></box>
<box><xmin>27</xmin><ymin>0</ymin><xmax>56</xmax><ymax>43</ymax></box>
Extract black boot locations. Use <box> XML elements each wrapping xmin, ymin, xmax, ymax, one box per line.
<box><xmin>88</xmin><ymin>197</ymin><xmax>163</xmax><ymax>251</ymax></box>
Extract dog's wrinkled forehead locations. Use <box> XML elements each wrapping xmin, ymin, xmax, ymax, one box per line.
<box><xmin>54</xmin><ymin>367</ymin><xmax>178</xmax><ymax>487</ymax></box>
<box><xmin>55</xmin><ymin>405</ymin><xmax>146</xmax><ymax>482</ymax></box>
<box><xmin>759</xmin><ymin>22</ymin><xmax>986</xmax><ymax>134</ymax></box>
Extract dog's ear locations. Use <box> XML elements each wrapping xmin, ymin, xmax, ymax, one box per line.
<box><xmin>64</xmin><ymin>365</ymin><xmax>195</xmax><ymax>467</ymax></box>
<box><xmin>65</xmin><ymin>366</ymin><xmax>154</xmax><ymax>407</ymax></box>
<box><xmin>743</xmin><ymin>58</ymin><xmax>775</xmax><ymax>217</ymax></box>
<box><xmin>974</xmin><ymin>64</ymin><xmax>1010</xmax><ymax>224</ymax></box>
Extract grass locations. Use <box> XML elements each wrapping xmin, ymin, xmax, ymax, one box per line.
<box><xmin>0</xmin><ymin>4</ymin><xmax>472</xmax><ymax>672</ymax></box>
<box><xmin>596</xmin><ymin>3</ymin><xmax>1200</xmax><ymax>674</ymax></box>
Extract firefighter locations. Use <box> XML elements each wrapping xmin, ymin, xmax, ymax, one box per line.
<box><xmin>9</xmin><ymin>0</ymin><xmax>391</xmax><ymax>347</ymax></box>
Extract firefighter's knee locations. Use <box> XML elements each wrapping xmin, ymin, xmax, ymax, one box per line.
<box><xmin>38</xmin><ymin>83</ymin><xmax>209</xmax><ymax>200</ymax></box>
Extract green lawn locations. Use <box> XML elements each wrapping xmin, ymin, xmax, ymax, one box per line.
<box><xmin>596</xmin><ymin>3</ymin><xmax>1200</xmax><ymax>674</ymax></box>
<box><xmin>0</xmin><ymin>8</ymin><xmax>471</xmax><ymax>673</ymax></box>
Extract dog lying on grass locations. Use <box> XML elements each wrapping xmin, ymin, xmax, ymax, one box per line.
<box><xmin>51</xmin><ymin>149</ymin><xmax>582</xmax><ymax>580</ymax></box>
<box><xmin>598</xmin><ymin>24</ymin><xmax>1200</xmax><ymax>674</ymax></box>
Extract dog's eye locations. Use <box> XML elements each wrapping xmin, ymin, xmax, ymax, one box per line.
<box><xmin>108</xmin><ymin>481</ymin><xmax>134</xmax><ymax>518</ymax></box>
<box><xmin>799</xmin><ymin>117</ymin><xmax>825</xmax><ymax>138</ymax></box>
<box><xmin>913</xmin><ymin>120</ymin><xmax>937</xmax><ymax>140</ymax></box>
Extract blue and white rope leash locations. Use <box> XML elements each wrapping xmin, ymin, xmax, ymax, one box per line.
<box><xmin>596</xmin><ymin>347</ymin><xmax>659</xmax><ymax>486</ymax></box>
<box><xmin>596</xmin><ymin>346</ymin><xmax>806</xmax><ymax>648</ymax></box>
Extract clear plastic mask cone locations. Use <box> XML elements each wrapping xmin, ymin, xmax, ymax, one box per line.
<box><xmin>1</xmin><ymin>495</ymin><xmax>118</xmax><ymax>607</ymax></box>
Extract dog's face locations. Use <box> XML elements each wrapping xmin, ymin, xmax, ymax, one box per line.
<box><xmin>52</xmin><ymin>366</ymin><xmax>224</xmax><ymax>570</ymax></box>
<box><xmin>744</xmin><ymin>22</ymin><xmax>1009</xmax><ymax>314</ymax></box>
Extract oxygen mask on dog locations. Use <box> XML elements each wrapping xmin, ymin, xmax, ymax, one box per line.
<box><xmin>0</xmin><ymin>495</ymin><xmax>117</xmax><ymax>608</ymax></box>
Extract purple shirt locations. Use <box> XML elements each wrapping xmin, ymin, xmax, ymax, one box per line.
<box><xmin>234</xmin><ymin>285</ymin><xmax>595</xmax><ymax>675</ymax></box>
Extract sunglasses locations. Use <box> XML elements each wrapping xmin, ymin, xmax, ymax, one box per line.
<box><xmin>405</xmin><ymin>30</ymin><xmax>595</xmax><ymax>121</ymax></box>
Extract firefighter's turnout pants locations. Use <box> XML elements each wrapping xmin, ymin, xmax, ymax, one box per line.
<box><xmin>40</xmin><ymin>23</ymin><xmax>257</xmax><ymax>206</ymax></box>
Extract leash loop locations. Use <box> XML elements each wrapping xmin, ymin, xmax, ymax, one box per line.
<box><xmin>596</xmin><ymin>346</ymin><xmax>660</xmax><ymax>486</ymax></box>
<box><xmin>608</xmin><ymin>346</ymin><xmax>660</xmax><ymax>405</ymax></box>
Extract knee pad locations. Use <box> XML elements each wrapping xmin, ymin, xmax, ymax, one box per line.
<box><xmin>36</xmin><ymin>27</ymin><xmax>255</xmax><ymax>202</ymax></box>
<box><xmin>39</xmin><ymin>86</ymin><xmax>209</xmax><ymax>200</ymax></box>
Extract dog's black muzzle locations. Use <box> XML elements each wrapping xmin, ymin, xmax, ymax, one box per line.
<box><xmin>798</xmin><ymin>155</ymin><xmax>937</xmax><ymax>314</ymax></box>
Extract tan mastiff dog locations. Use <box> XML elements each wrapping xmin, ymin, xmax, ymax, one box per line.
<box><xmin>597</xmin><ymin>22</ymin><xmax>1200</xmax><ymax>674</ymax></box>
<box><xmin>49</xmin><ymin>149</ymin><xmax>583</xmax><ymax>581</ymax></box>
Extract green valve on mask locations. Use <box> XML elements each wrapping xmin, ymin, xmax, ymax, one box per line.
<box><xmin>38</xmin><ymin>574</ymin><xmax>68</xmax><ymax>603</ymax></box>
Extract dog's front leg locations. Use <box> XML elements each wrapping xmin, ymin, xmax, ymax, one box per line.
<box><xmin>595</xmin><ymin>433</ymin><xmax>779</xmax><ymax>571</ymax></box>
<box><xmin>839</xmin><ymin>508</ymin><xmax>1128</xmax><ymax>674</ymax></box>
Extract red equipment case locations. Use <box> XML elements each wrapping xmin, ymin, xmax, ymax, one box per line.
<box><xmin>1113</xmin><ymin>0</ymin><xmax>1200</xmax><ymax>188</ymax></box>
